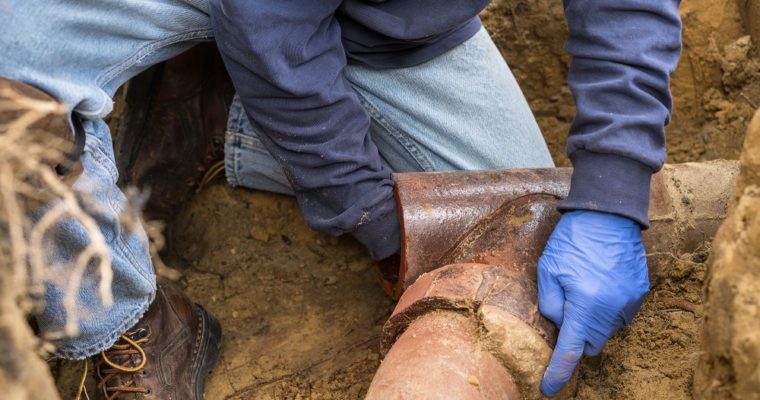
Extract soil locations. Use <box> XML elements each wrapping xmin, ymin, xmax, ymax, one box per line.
<box><xmin>167</xmin><ymin>187</ymin><xmax>394</xmax><ymax>399</ymax></box>
<box><xmin>53</xmin><ymin>1</ymin><xmax>760</xmax><ymax>399</ymax></box>
<box><xmin>574</xmin><ymin>252</ymin><xmax>709</xmax><ymax>400</ymax></box>
<box><xmin>694</xmin><ymin>108</ymin><xmax>760</xmax><ymax>399</ymax></box>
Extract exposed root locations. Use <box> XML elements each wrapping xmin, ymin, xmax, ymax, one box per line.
<box><xmin>655</xmin><ymin>297</ymin><xmax>701</xmax><ymax>314</ymax></box>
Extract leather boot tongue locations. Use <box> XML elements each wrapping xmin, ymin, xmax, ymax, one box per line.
<box><xmin>96</xmin><ymin>329</ymin><xmax>152</xmax><ymax>399</ymax></box>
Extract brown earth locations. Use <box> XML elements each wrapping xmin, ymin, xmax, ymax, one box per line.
<box><xmin>694</xmin><ymin>109</ymin><xmax>760</xmax><ymax>399</ymax></box>
<box><xmin>56</xmin><ymin>186</ymin><xmax>712</xmax><ymax>400</ymax></box>
<box><xmin>168</xmin><ymin>187</ymin><xmax>394</xmax><ymax>399</ymax></box>
<box><xmin>574</xmin><ymin>251</ymin><xmax>709</xmax><ymax>399</ymax></box>
<box><xmin>54</xmin><ymin>1</ymin><xmax>760</xmax><ymax>399</ymax></box>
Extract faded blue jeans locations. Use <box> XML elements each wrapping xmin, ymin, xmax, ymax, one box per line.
<box><xmin>0</xmin><ymin>0</ymin><xmax>553</xmax><ymax>359</ymax></box>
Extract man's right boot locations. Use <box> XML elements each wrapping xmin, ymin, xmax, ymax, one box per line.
<box><xmin>94</xmin><ymin>278</ymin><xmax>222</xmax><ymax>400</ymax></box>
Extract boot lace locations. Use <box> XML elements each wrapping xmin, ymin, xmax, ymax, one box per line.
<box><xmin>95</xmin><ymin>329</ymin><xmax>151</xmax><ymax>399</ymax></box>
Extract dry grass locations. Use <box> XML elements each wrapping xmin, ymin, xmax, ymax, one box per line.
<box><xmin>0</xmin><ymin>84</ymin><xmax>114</xmax><ymax>341</ymax></box>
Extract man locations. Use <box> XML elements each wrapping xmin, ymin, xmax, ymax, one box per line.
<box><xmin>0</xmin><ymin>0</ymin><xmax>681</xmax><ymax>398</ymax></box>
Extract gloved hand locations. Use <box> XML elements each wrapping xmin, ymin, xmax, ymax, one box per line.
<box><xmin>537</xmin><ymin>210</ymin><xmax>649</xmax><ymax>396</ymax></box>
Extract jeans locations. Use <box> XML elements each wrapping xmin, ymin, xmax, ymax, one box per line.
<box><xmin>225</xmin><ymin>28</ymin><xmax>554</xmax><ymax>194</ymax></box>
<box><xmin>0</xmin><ymin>0</ymin><xmax>552</xmax><ymax>359</ymax></box>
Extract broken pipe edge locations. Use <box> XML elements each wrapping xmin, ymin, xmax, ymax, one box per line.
<box><xmin>369</xmin><ymin>263</ymin><xmax>573</xmax><ymax>400</ymax></box>
<box><xmin>366</xmin><ymin>311</ymin><xmax>522</xmax><ymax>400</ymax></box>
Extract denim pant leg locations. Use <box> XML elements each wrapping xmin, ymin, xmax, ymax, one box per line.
<box><xmin>344</xmin><ymin>27</ymin><xmax>555</xmax><ymax>172</ymax></box>
<box><xmin>38</xmin><ymin>120</ymin><xmax>158</xmax><ymax>360</ymax></box>
<box><xmin>224</xmin><ymin>97</ymin><xmax>295</xmax><ymax>196</ymax></box>
<box><xmin>225</xmin><ymin>27</ymin><xmax>553</xmax><ymax>194</ymax></box>
<box><xmin>0</xmin><ymin>0</ymin><xmax>213</xmax><ymax>359</ymax></box>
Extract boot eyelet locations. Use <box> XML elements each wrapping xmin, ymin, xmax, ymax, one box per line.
<box><xmin>133</xmin><ymin>327</ymin><xmax>150</xmax><ymax>339</ymax></box>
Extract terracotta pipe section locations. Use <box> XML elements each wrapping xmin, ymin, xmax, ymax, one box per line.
<box><xmin>369</xmin><ymin>191</ymin><xmax>571</xmax><ymax>399</ymax></box>
<box><xmin>365</xmin><ymin>311</ymin><xmax>521</xmax><ymax>400</ymax></box>
<box><xmin>371</xmin><ymin>262</ymin><xmax>570</xmax><ymax>400</ymax></box>
<box><xmin>380</xmin><ymin>160</ymin><xmax>739</xmax><ymax>298</ymax></box>
<box><xmin>367</xmin><ymin>161</ymin><xmax>738</xmax><ymax>399</ymax></box>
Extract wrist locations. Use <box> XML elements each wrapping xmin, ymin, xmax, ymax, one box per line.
<box><xmin>562</xmin><ymin>210</ymin><xmax>639</xmax><ymax>229</ymax></box>
<box><xmin>559</xmin><ymin>150</ymin><xmax>654</xmax><ymax>228</ymax></box>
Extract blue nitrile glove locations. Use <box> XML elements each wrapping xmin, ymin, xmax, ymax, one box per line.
<box><xmin>537</xmin><ymin>210</ymin><xmax>649</xmax><ymax>396</ymax></box>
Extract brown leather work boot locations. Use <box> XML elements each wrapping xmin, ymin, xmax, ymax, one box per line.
<box><xmin>115</xmin><ymin>42</ymin><xmax>235</xmax><ymax>223</ymax></box>
<box><xmin>94</xmin><ymin>278</ymin><xmax>222</xmax><ymax>399</ymax></box>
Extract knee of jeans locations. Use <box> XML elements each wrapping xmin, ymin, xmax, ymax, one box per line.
<box><xmin>223</xmin><ymin>131</ymin><xmax>294</xmax><ymax>195</ymax></box>
<box><xmin>224</xmin><ymin>96</ymin><xmax>294</xmax><ymax>195</ymax></box>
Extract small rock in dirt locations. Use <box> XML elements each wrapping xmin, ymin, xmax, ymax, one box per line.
<box><xmin>324</xmin><ymin>276</ymin><xmax>338</xmax><ymax>286</ymax></box>
<box><xmin>349</xmin><ymin>260</ymin><xmax>369</xmax><ymax>273</ymax></box>
<box><xmin>249</xmin><ymin>226</ymin><xmax>270</xmax><ymax>242</ymax></box>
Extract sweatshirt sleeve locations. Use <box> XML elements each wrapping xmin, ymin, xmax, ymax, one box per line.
<box><xmin>208</xmin><ymin>0</ymin><xmax>399</xmax><ymax>260</ymax></box>
<box><xmin>558</xmin><ymin>0</ymin><xmax>682</xmax><ymax>227</ymax></box>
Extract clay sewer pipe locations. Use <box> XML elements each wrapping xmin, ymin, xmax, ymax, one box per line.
<box><xmin>366</xmin><ymin>160</ymin><xmax>738</xmax><ymax>400</ymax></box>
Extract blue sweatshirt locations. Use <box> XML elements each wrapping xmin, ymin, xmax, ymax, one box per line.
<box><xmin>208</xmin><ymin>0</ymin><xmax>682</xmax><ymax>261</ymax></box>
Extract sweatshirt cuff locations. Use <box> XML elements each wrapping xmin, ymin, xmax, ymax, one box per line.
<box><xmin>351</xmin><ymin>206</ymin><xmax>401</xmax><ymax>261</ymax></box>
<box><xmin>558</xmin><ymin>150</ymin><xmax>654</xmax><ymax>228</ymax></box>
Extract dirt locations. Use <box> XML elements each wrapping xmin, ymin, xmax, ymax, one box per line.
<box><xmin>149</xmin><ymin>183</ymin><xmax>712</xmax><ymax>400</ymax></box>
<box><xmin>159</xmin><ymin>188</ymin><xmax>708</xmax><ymax>400</ymax></box>
<box><xmin>694</xmin><ymin>108</ymin><xmax>760</xmax><ymax>399</ymax></box>
<box><xmin>167</xmin><ymin>186</ymin><xmax>394</xmax><ymax>399</ymax></box>
<box><xmin>574</xmin><ymin>252</ymin><xmax>709</xmax><ymax>399</ymax></box>
<box><xmin>52</xmin><ymin>1</ymin><xmax>760</xmax><ymax>399</ymax></box>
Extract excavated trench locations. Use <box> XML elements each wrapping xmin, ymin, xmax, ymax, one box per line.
<box><xmin>53</xmin><ymin>1</ymin><xmax>760</xmax><ymax>399</ymax></box>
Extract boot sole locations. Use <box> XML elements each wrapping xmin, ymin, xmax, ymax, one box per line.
<box><xmin>193</xmin><ymin>304</ymin><xmax>223</xmax><ymax>399</ymax></box>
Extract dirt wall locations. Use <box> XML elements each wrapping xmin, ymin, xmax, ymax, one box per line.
<box><xmin>694</xmin><ymin>109</ymin><xmax>760</xmax><ymax>399</ymax></box>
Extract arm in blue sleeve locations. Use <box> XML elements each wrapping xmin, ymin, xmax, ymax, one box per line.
<box><xmin>558</xmin><ymin>0</ymin><xmax>682</xmax><ymax>226</ymax></box>
<box><xmin>208</xmin><ymin>0</ymin><xmax>399</xmax><ymax>260</ymax></box>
